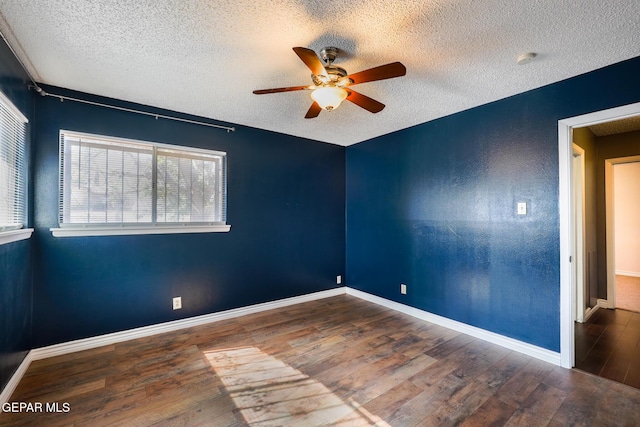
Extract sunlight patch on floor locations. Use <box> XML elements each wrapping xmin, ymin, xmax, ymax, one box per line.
<box><xmin>205</xmin><ymin>347</ymin><xmax>390</xmax><ymax>426</ymax></box>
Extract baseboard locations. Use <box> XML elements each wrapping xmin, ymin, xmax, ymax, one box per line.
<box><xmin>597</xmin><ymin>298</ymin><xmax>612</xmax><ymax>309</ymax></box>
<box><xmin>616</xmin><ymin>270</ymin><xmax>640</xmax><ymax>278</ymax></box>
<box><xmin>346</xmin><ymin>288</ymin><xmax>562</xmax><ymax>366</ymax></box>
<box><xmin>4</xmin><ymin>283</ymin><xmax>566</xmax><ymax>405</ymax></box>
<box><xmin>30</xmin><ymin>287</ymin><xmax>347</xmax><ymax>361</ymax></box>
<box><xmin>0</xmin><ymin>351</ymin><xmax>33</xmax><ymax>406</ymax></box>
<box><xmin>0</xmin><ymin>287</ymin><xmax>346</xmax><ymax>405</ymax></box>
<box><xmin>582</xmin><ymin>304</ymin><xmax>600</xmax><ymax>323</ymax></box>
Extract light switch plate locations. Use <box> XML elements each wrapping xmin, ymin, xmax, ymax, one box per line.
<box><xmin>517</xmin><ymin>202</ymin><xmax>527</xmax><ymax>215</ymax></box>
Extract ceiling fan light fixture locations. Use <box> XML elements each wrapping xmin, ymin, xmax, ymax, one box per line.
<box><xmin>311</xmin><ymin>86</ymin><xmax>348</xmax><ymax>111</ymax></box>
<box><xmin>253</xmin><ymin>46</ymin><xmax>406</xmax><ymax>118</ymax></box>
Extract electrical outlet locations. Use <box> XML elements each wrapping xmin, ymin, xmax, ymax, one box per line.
<box><xmin>337</xmin><ymin>275</ymin><xmax>342</xmax><ymax>284</ymax></box>
<box><xmin>401</xmin><ymin>284</ymin><xmax>407</xmax><ymax>295</ymax></box>
<box><xmin>172</xmin><ymin>296</ymin><xmax>182</xmax><ymax>310</ymax></box>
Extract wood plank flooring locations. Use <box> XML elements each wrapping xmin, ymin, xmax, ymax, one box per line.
<box><xmin>575</xmin><ymin>307</ymin><xmax>640</xmax><ymax>388</ymax></box>
<box><xmin>2</xmin><ymin>295</ymin><xmax>640</xmax><ymax>426</ymax></box>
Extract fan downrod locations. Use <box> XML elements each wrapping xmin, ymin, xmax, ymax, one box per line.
<box><xmin>313</xmin><ymin>47</ymin><xmax>348</xmax><ymax>85</ymax></box>
<box><xmin>319</xmin><ymin>47</ymin><xmax>339</xmax><ymax>65</ymax></box>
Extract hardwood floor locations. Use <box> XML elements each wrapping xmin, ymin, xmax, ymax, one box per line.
<box><xmin>575</xmin><ymin>307</ymin><xmax>640</xmax><ymax>389</ymax></box>
<box><xmin>3</xmin><ymin>295</ymin><xmax>640</xmax><ymax>426</ymax></box>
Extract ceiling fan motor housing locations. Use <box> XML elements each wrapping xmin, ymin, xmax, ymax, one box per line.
<box><xmin>312</xmin><ymin>66</ymin><xmax>350</xmax><ymax>86</ymax></box>
<box><xmin>312</xmin><ymin>47</ymin><xmax>351</xmax><ymax>86</ymax></box>
<box><xmin>319</xmin><ymin>47</ymin><xmax>339</xmax><ymax>65</ymax></box>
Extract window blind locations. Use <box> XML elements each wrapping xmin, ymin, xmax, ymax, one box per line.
<box><xmin>0</xmin><ymin>91</ymin><xmax>28</xmax><ymax>232</ymax></box>
<box><xmin>59</xmin><ymin>131</ymin><xmax>226</xmax><ymax>227</ymax></box>
<box><xmin>156</xmin><ymin>147</ymin><xmax>226</xmax><ymax>223</ymax></box>
<box><xmin>60</xmin><ymin>133</ymin><xmax>154</xmax><ymax>224</ymax></box>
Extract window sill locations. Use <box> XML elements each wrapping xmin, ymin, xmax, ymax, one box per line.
<box><xmin>50</xmin><ymin>224</ymin><xmax>231</xmax><ymax>238</ymax></box>
<box><xmin>0</xmin><ymin>228</ymin><xmax>34</xmax><ymax>246</ymax></box>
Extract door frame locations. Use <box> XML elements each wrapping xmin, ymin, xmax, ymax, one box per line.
<box><xmin>572</xmin><ymin>144</ymin><xmax>586</xmax><ymax>323</ymax></box>
<box><xmin>605</xmin><ymin>156</ymin><xmax>640</xmax><ymax>310</ymax></box>
<box><xmin>558</xmin><ymin>101</ymin><xmax>640</xmax><ymax>368</ymax></box>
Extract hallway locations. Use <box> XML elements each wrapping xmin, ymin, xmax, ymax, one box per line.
<box><xmin>616</xmin><ymin>275</ymin><xmax>640</xmax><ymax>313</ymax></box>
<box><xmin>575</xmin><ymin>307</ymin><xmax>640</xmax><ymax>388</ymax></box>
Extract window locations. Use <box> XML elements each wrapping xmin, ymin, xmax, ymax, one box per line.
<box><xmin>52</xmin><ymin>130</ymin><xmax>229</xmax><ymax>237</ymax></box>
<box><xmin>0</xmin><ymin>91</ymin><xmax>32</xmax><ymax>245</ymax></box>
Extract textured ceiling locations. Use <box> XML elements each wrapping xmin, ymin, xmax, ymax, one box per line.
<box><xmin>0</xmin><ymin>0</ymin><xmax>639</xmax><ymax>146</ymax></box>
<box><xmin>588</xmin><ymin>116</ymin><xmax>640</xmax><ymax>137</ymax></box>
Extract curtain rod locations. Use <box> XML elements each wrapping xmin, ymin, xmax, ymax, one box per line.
<box><xmin>41</xmin><ymin>91</ymin><xmax>235</xmax><ymax>132</ymax></box>
<box><xmin>0</xmin><ymin>28</ymin><xmax>235</xmax><ymax>133</ymax></box>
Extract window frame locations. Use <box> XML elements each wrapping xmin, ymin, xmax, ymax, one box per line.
<box><xmin>51</xmin><ymin>130</ymin><xmax>230</xmax><ymax>237</ymax></box>
<box><xmin>0</xmin><ymin>90</ymin><xmax>33</xmax><ymax>246</ymax></box>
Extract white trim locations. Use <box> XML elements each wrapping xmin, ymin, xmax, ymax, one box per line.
<box><xmin>597</xmin><ymin>298</ymin><xmax>613</xmax><ymax>309</ymax></box>
<box><xmin>0</xmin><ymin>228</ymin><xmax>33</xmax><ymax>245</ymax></box>
<box><xmin>1</xmin><ymin>288</ymin><xmax>345</xmax><ymax>404</ymax></box>
<box><xmin>573</xmin><ymin>144</ymin><xmax>586</xmax><ymax>323</ymax></box>
<box><xmin>616</xmin><ymin>270</ymin><xmax>640</xmax><ymax>278</ymax></box>
<box><xmin>50</xmin><ymin>224</ymin><xmax>230</xmax><ymax>237</ymax></box>
<box><xmin>606</xmin><ymin>156</ymin><xmax>640</xmax><ymax>307</ymax></box>
<box><xmin>558</xmin><ymin>101</ymin><xmax>640</xmax><ymax>369</ymax></box>
<box><xmin>3</xmin><ymin>284</ymin><xmax>574</xmax><ymax>403</ymax></box>
<box><xmin>30</xmin><ymin>287</ymin><xmax>346</xmax><ymax>360</ymax></box>
<box><xmin>582</xmin><ymin>304</ymin><xmax>599</xmax><ymax>323</ymax></box>
<box><xmin>346</xmin><ymin>288</ymin><xmax>562</xmax><ymax>366</ymax></box>
<box><xmin>0</xmin><ymin>351</ymin><xmax>32</xmax><ymax>406</ymax></box>
<box><xmin>56</xmin><ymin>130</ymin><xmax>229</xmax><ymax>233</ymax></box>
<box><xmin>558</xmin><ymin>120</ymin><xmax>574</xmax><ymax>369</ymax></box>
<box><xmin>605</xmin><ymin>160</ymin><xmax>617</xmax><ymax>308</ymax></box>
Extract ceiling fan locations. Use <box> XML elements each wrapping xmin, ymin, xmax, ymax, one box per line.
<box><xmin>253</xmin><ymin>47</ymin><xmax>406</xmax><ymax>118</ymax></box>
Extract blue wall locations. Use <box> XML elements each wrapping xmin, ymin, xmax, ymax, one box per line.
<box><xmin>4</xmin><ymin>29</ymin><xmax>640</xmax><ymax>392</ymax></box>
<box><xmin>32</xmin><ymin>86</ymin><xmax>345</xmax><ymax>347</ymax></box>
<box><xmin>346</xmin><ymin>56</ymin><xmax>640</xmax><ymax>352</ymax></box>
<box><xmin>0</xmin><ymin>41</ymin><xmax>33</xmax><ymax>393</ymax></box>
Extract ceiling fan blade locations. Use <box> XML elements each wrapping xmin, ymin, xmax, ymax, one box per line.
<box><xmin>253</xmin><ymin>85</ymin><xmax>310</xmax><ymax>95</ymax></box>
<box><xmin>346</xmin><ymin>89</ymin><xmax>385</xmax><ymax>113</ymax></box>
<box><xmin>347</xmin><ymin>62</ymin><xmax>406</xmax><ymax>85</ymax></box>
<box><xmin>293</xmin><ymin>47</ymin><xmax>328</xmax><ymax>77</ymax></box>
<box><xmin>305</xmin><ymin>102</ymin><xmax>322</xmax><ymax>119</ymax></box>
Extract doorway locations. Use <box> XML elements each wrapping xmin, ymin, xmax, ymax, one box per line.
<box><xmin>570</xmin><ymin>127</ymin><xmax>640</xmax><ymax>388</ymax></box>
<box><xmin>609</xmin><ymin>159</ymin><xmax>640</xmax><ymax>313</ymax></box>
<box><xmin>558</xmin><ymin>101</ymin><xmax>640</xmax><ymax>369</ymax></box>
